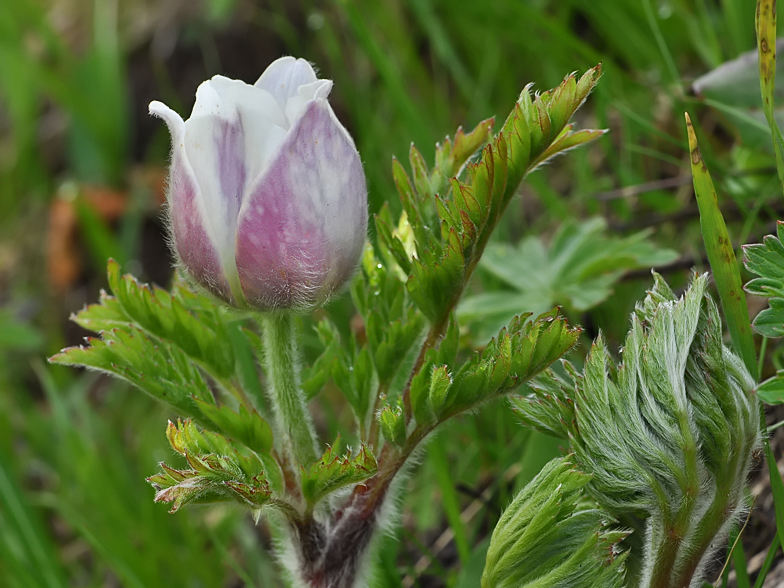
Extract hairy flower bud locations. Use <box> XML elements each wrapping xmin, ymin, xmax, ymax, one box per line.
<box><xmin>482</xmin><ymin>457</ymin><xmax>627</xmax><ymax>588</ymax></box>
<box><xmin>520</xmin><ymin>273</ymin><xmax>761</xmax><ymax>588</ymax></box>
<box><xmin>150</xmin><ymin>57</ymin><xmax>368</xmax><ymax>311</ymax></box>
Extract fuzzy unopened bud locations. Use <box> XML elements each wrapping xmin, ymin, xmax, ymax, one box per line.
<box><xmin>572</xmin><ymin>273</ymin><xmax>761</xmax><ymax>587</ymax></box>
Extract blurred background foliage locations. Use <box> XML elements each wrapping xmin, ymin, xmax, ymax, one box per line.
<box><xmin>3</xmin><ymin>0</ymin><xmax>784</xmax><ymax>586</ymax></box>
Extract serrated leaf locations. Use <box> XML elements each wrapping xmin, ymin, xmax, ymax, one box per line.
<box><xmin>301</xmin><ymin>319</ymin><xmax>342</xmax><ymax>399</ymax></box>
<box><xmin>378</xmin><ymin>403</ymin><xmax>406</xmax><ymax>448</ymax></box>
<box><xmin>375</xmin><ymin>214</ymin><xmax>412</xmax><ymax>276</ymax></box>
<box><xmin>744</xmin><ymin>221</ymin><xmax>784</xmax><ymax>338</ymax></box>
<box><xmin>50</xmin><ymin>326</ymin><xmax>213</xmax><ymax>420</ymax></box>
<box><xmin>428</xmin><ymin>365</ymin><xmax>452</xmax><ymax>414</ymax></box>
<box><xmin>300</xmin><ymin>438</ymin><xmax>378</xmax><ymax>507</ymax></box>
<box><xmin>367</xmin><ymin>308</ymin><xmax>426</xmax><ymax>386</ymax></box>
<box><xmin>150</xmin><ymin>420</ymin><xmax>274</xmax><ymax>513</ymax></box>
<box><xmin>332</xmin><ymin>345</ymin><xmax>376</xmax><ymax>431</ymax></box>
<box><xmin>70</xmin><ymin>291</ymin><xmax>128</xmax><ymax>331</ymax></box>
<box><xmin>104</xmin><ymin>259</ymin><xmax>236</xmax><ymax>380</ymax></box>
<box><xmin>511</xmin><ymin>361</ymin><xmax>577</xmax><ymax>439</ymax></box>
<box><xmin>410</xmin><ymin>356</ymin><xmax>437</xmax><ymax>425</ymax></box>
<box><xmin>432</xmin><ymin>311</ymin><xmax>579</xmax><ymax>422</ymax></box>
<box><xmin>393</xmin><ymin>67</ymin><xmax>603</xmax><ymax>329</ymax></box>
<box><xmin>194</xmin><ymin>400</ymin><xmax>273</xmax><ymax>455</ymax></box>
<box><xmin>482</xmin><ymin>457</ymin><xmax>627</xmax><ymax>588</ymax></box>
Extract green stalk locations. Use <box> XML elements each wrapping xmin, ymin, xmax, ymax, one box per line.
<box><xmin>260</xmin><ymin>312</ymin><xmax>318</xmax><ymax>468</ymax></box>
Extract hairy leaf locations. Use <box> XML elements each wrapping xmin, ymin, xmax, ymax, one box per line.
<box><xmin>482</xmin><ymin>457</ymin><xmax>627</xmax><ymax>588</ymax></box>
<box><xmin>149</xmin><ymin>420</ymin><xmax>273</xmax><ymax>513</ymax></box>
<box><xmin>51</xmin><ymin>325</ymin><xmax>213</xmax><ymax>420</ymax></box>
<box><xmin>300</xmin><ymin>438</ymin><xmax>378</xmax><ymax>507</ymax></box>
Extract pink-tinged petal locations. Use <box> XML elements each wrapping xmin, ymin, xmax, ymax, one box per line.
<box><xmin>183</xmin><ymin>114</ymin><xmax>246</xmax><ymax>275</ymax></box>
<box><xmin>151</xmin><ymin>100</ymin><xmax>232</xmax><ymax>301</ymax></box>
<box><xmin>254</xmin><ymin>57</ymin><xmax>319</xmax><ymax>113</ymax></box>
<box><xmin>235</xmin><ymin>99</ymin><xmax>367</xmax><ymax>310</ymax></box>
<box><xmin>182</xmin><ymin>104</ymin><xmax>288</xmax><ymax>275</ymax></box>
<box><xmin>167</xmin><ymin>131</ymin><xmax>234</xmax><ymax>303</ymax></box>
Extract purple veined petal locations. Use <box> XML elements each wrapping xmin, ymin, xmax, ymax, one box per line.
<box><xmin>254</xmin><ymin>57</ymin><xmax>319</xmax><ymax>114</ymax></box>
<box><xmin>235</xmin><ymin>98</ymin><xmax>368</xmax><ymax>311</ymax></box>
<box><xmin>149</xmin><ymin>101</ymin><xmax>233</xmax><ymax>303</ymax></box>
<box><xmin>182</xmin><ymin>101</ymin><xmax>289</xmax><ymax>276</ymax></box>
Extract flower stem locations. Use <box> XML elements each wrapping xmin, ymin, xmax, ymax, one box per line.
<box><xmin>260</xmin><ymin>312</ymin><xmax>318</xmax><ymax>469</ymax></box>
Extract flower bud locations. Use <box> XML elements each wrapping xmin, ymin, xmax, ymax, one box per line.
<box><xmin>572</xmin><ymin>273</ymin><xmax>760</xmax><ymax>587</ymax></box>
<box><xmin>150</xmin><ymin>57</ymin><xmax>368</xmax><ymax>311</ymax></box>
<box><xmin>482</xmin><ymin>457</ymin><xmax>627</xmax><ymax>588</ymax></box>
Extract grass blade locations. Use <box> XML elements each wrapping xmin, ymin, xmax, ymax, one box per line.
<box><xmin>685</xmin><ymin>113</ymin><xmax>757</xmax><ymax>378</ymax></box>
<box><xmin>732</xmin><ymin>524</ymin><xmax>751</xmax><ymax>588</ymax></box>
<box><xmin>429</xmin><ymin>436</ymin><xmax>471</xmax><ymax>564</ymax></box>
<box><xmin>752</xmin><ymin>531</ymin><xmax>780</xmax><ymax>588</ymax></box>
<box><xmin>0</xmin><ymin>453</ymin><xmax>67</xmax><ymax>588</ymax></box>
<box><xmin>685</xmin><ymin>115</ymin><xmax>784</xmax><ymax>573</ymax></box>
<box><xmin>756</xmin><ymin>0</ymin><xmax>784</xmax><ymax>195</ymax></box>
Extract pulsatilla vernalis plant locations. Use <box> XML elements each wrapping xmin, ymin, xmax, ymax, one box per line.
<box><xmin>49</xmin><ymin>55</ymin><xmax>752</xmax><ymax>587</ymax></box>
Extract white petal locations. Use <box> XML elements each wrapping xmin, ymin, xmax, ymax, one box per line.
<box><xmin>284</xmin><ymin>79</ymin><xmax>333</xmax><ymax>126</ymax></box>
<box><xmin>183</xmin><ymin>114</ymin><xmax>247</xmax><ymax>273</ymax></box>
<box><xmin>255</xmin><ymin>57</ymin><xmax>319</xmax><ymax>112</ymax></box>
<box><xmin>191</xmin><ymin>75</ymin><xmax>287</xmax><ymax>129</ymax></box>
<box><xmin>149</xmin><ymin>100</ymin><xmax>185</xmax><ymax>140</ymax></box>
<box><xmin>235</xmin><ymin>103</ymin><xmax>288</xmax><ymax>187</ymax></box>
<box><xmin>150</xmin><ymin>104</ymin><xmax>233</xmax><ymax>302</ymax></box>
<box><xmin>191</xmin><ymin>78</ymin><xmax>225</xmax><ymax>118</ymax></box>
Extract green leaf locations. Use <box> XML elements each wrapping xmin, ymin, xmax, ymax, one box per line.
<box><xmin>301</xmin><ymin>319</ymin><xmax>342</xmax><ymax>400</ymax></box>
<box><xmin>395</xmin><ymin>67</ymin><xmax>603</xmax><ymax>328</ymax></box>
<box><xmin>300</xmin><ymin>438</ymin><xmax>378</xmax><ymax>507</ymax></box>
<box><xmin>430</xmin><ymin>311</ymin><xmax>580</xmax><ymax>424</ymax></box>
<box><xmin>756</xmin><ymin>0</ymin><xmax>784</xmax><ymax>194</ymax></box>
<box><xmin>511</xmin><ymin>361</ymin><xmax>578</xmax><ymax>439</ymax></box>
<box><xmin>69</xmin><ymin>291</ymin><xmax>128</xmax><ymax>331</ymax></box>
<box><xmin>378</xmin><ymin>402</ymin><xmax>406</xmax><ymax>448</ymax></box>
<box><xmin>755</xmin><ymin>372</ymin><xmax>784</xmax><ymax>404</ymax></box>
<box><xmin>460</xmin><ymin>217</ymin><xmax>677</xmax><ymax>340</ymax></box>
<box><xmin>332</xmin><ymin>346</ymin><xmax>375</xmax><ymax>430</ymax></box>
<box><xmin>50</xmin><ymin>325</ymin><xmax>213</xmax><ymax>420</ymax></box>
<box><xmin>427</xmin><ymin>364</ymin><xmax>452</xmax><ymax>415</ymax></box>
<box><xmin>743</xmin><ymin>222</ymin><xmax>784</xmax><ymax>338</ymax></box>
<box><xmin>537</xmin><ymin>274</ymin><xmax>760</xmax><ymax>588</ymax></box>
<box><xmin>193</xmin><ymin>399</ymin><xmax>273</xmax><ymax>455</ymax></box>
<box><xmin>482</xmin><ymin>457</ymin><xmax>627</xmax><ymax>588</ymax></box>
<box><xmin>149</xmin><ymin>420</ymin><xmax>274</xmax><ymax>513</ymax></box>
<box><xmin>104</xmin><ymin>260</ymin><xmax>236</xmax><ymax>380</ymax></box>
<box><xmin>686</xmin><ymin>114</ymin><xmax>758</xmax><ymax>378</ymax></box>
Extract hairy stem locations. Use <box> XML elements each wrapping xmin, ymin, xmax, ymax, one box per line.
<box><xmin>260</xmin><ymin>312</ymin><xmax>319</xmax><ymax>469</ymax></box>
